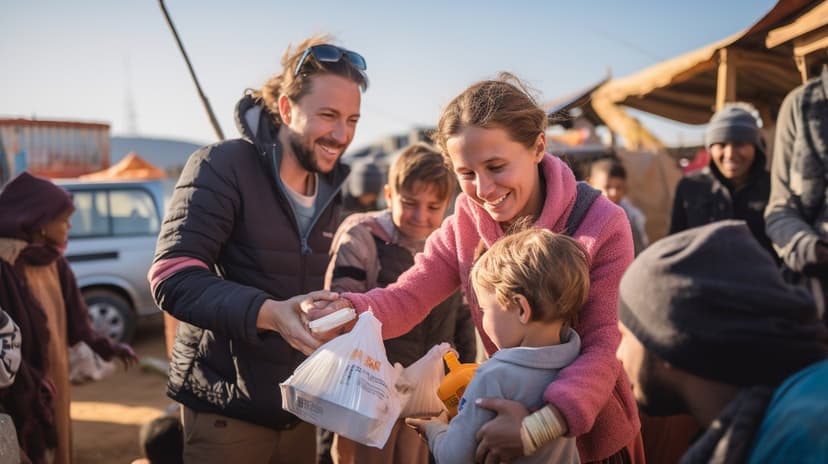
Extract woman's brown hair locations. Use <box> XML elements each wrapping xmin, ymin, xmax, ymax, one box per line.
<box><xmin>434</xmin><ymin>72</ymin><xmax>547</xmax><ymax>159</ymax></box>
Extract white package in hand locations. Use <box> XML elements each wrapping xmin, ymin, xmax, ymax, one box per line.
<box><xmin>280</xmin><ymin>311</ymin><xmax>402</xmax><ymax>448</ymax></box>
<box><xmin>308</xmin><ymin>307</ymin><xmax>356</xmax><ymax>334</ymax></box>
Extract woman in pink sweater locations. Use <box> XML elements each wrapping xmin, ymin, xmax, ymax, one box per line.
<box><xmin>316</xmin><ymin>74</ymin><xmax>642</xmax><ymax>463</ymax></box>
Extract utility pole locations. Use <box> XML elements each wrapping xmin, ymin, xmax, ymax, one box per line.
<box><xmin>158</xmin><ymin>0</ymin><xmax>225</xmax><ymax>141</ymax></box>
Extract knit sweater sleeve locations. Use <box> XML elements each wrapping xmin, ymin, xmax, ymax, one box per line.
<box><xmin>343</xmin><ymin>215</ymin><xmax>462</xmax><ymax>340</ymax></box>
<box><xmin>543</xmin><ymin>201</ymin><xmax>633</xmax><ymax>436</ymax></box>
<box><xmin>0</xmin><ymin>308</ymin><xmax>21</xmax><ymax>388</ymax></box>
<box><xmin>764</xmin><ymin>87</ymin><xmax>821</xmax><ymax>272</ymax></box>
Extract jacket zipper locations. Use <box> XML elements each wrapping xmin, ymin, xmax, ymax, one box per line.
<box><xmin>270</xmin><ymin>144</ymin><xmax>345</xmax><ymax>289</ymax></box>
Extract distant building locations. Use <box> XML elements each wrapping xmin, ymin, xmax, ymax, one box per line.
<box><xmin>342</xmin><ymin>126</ymin><xmax>435</xmax><ymax>209</ymax></box>
<box><xmin>0</xmin><ymin>118</ymin><xmax>110</xmax><ymax>183</ymax></box>
<box><xmin>110</xmin><ymin>136</ymin><xmax>204</xmax><ymax>178</ymax></box>
<box><xmin>344</xmin><ymin>126</ymin><xmax>433</xmax><ymax>163</ymax></box>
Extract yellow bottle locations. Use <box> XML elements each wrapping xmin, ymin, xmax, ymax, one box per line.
<box><xmin>437</xmin><ymin>352</ymin><xmax>479</xmax><ymax>418</ymax></box>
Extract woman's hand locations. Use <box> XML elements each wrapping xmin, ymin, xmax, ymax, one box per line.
<box><xmin>474</xmin><ymin>398</ymin><xmax>529</xmax><ymax>464</ymax></box>
<box><xmin>305</xmin><ymin>297</ymin><xmax>354</xmax><ymax>320</ymax></box>
<box><xmin>304</xmin><ymin>297</ymin><xmax>357</xmax><ymax>341</ymax></box>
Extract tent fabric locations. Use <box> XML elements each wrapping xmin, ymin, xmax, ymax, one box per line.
<box><xmin>79</xmin><ymin>153</ymin><xmax>166</xmax><ymax>180</ymax></box>
<box><xmin>616</xmin><ymin>148</ymin><xmax>683</xmax><ymax>242</ymax></box>
<box><xmin>591</xmin><ymin>0</ymin><xmax>811</xmax><ymax>125</ymax></box>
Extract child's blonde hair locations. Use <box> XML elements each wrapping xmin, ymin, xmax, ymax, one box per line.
<box><xmin>471</xmin><ymin>228</ymin><xmax>590</xmax><ymax>325</ymax></box>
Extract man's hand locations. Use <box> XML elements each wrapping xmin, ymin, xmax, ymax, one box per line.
<box><xmin>256</xmin><ymin>290</ymin><xmax>339</xmax><ymax>355</ymax></box>
<box><xmin>474</xmin><ymin>398</ymin><xmax>529</xmax><ymax>464</ymax></box>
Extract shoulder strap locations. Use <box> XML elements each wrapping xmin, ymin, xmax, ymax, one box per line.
<box><xmin>564</xmin><ymin>182</ymin><xmax>602</xmax><ymax>236</ymax></box>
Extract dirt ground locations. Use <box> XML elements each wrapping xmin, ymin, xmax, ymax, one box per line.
<box><xmin>71</xmin><ymin>314</ymin><xmax>171</xmax><ymax>464</ymax></box>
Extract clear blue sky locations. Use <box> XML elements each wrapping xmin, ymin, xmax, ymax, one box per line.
<box><xmin>2</xmin><ymin>0</ymin><xmax>778</xmax><ymax>152</ymax></box>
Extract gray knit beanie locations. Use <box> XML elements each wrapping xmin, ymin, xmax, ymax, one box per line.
<box><xmin>704</xmin><ymin>105</ymin><xmax>765</xmax><ymax>157</ymax></box>
<box><xmin>618</xmin><ymin>221</ymin><xmax>828</xmax><ymax>387</ymax></box>
<box><xmin>346</xmin><ymin>159</ymin><xmax>384</xmax><ymax>197</ymax></box>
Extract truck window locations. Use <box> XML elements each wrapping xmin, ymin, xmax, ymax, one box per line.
<box><xmin>69</xmin><ymin>190</ymin><xmax>109</xmax><ymax>237</ymax></box>
<box><xmin>110</xmin><ymin>189</ymin><xmax>159</xmax><ymax>236</ymax></box>
<box><xmin>68</xmin><ymin>188</ymin><xmax>159</xmax><ymax>238</ymax></box>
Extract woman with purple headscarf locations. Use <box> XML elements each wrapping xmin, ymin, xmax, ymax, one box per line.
<box><xmin>0</xmin><ymin>172</ymin><xmax>137</xmax><ymax>464</ymax></box>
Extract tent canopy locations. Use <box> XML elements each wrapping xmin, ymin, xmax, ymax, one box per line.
<box><xmin>79</xmin><ymin>152</ymin><xmax>167</xmax><ymax>180</ymax></box>
<box><xmin>592</xmin><ymin>0</ymin><xmax>815</xmax><ymax>125</ymax></box>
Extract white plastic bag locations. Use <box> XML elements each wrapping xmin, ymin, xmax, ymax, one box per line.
<box><xmin>396</xmin><ymin>343</ymin><xmax>451</xmax><ymax>418</ymax></box>
<box><xmin>280</xmin><ymin>312</ymin><xmax>403</xmax><ymax>448</ymax></box>
<box><xmin>68</xmin><ymin>342</ymin><xmax>116</xmax><ymax>384</ymax></box>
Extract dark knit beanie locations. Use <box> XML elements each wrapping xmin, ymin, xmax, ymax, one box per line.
<box><xmin>346</xmin><ymin>159</ymin><xmax>383</xmax><ymax>197</ymax></box>
<box><xmin>704</xmin><ymin>105</ymin><xmax>765</xmax><ymax>158</ymax></box>
<box><xmin>0</xmin><ymin>171</ymin><xmax>75</xmax><ymax>241</ymax></box>
<box><xmin>619</xmin><ymin>221</ymin><xmax>828</xmax><ymax>387</ymax></box>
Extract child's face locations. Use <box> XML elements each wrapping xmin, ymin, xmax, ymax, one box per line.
<box><xmin>386</xmin><ymin>181</ymin><xmax>449</xmax><ymax>241</ymax></box>
<box><xmin>477</xmin><ymin>285</ymin><xmax>524</xmax><ymax>349</ymax></box>
<box><xmin>41</xmin><ymin>209</ymin><xmax>73</xmax><ymax>248</ymax></box>
<box><xmin>588</xmin><ymin>171</ymin><xmax>626</xmax><ymax>205</ymax></box>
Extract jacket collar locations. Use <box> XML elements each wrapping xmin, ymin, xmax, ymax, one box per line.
<box><xmin>490</xmin><ymin>329</ymin><xmax>581</xmax><ymax>370</ymax></box>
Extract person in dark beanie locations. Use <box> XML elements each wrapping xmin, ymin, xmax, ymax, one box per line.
<box><xmin>616</xmin><ymin>220</ymin><xmax>828</xmax><ymax>464</ymax></box>
<box><xmin>340</xmin><ymin>156</ymin><xmax>384</xmax><ymax>221</ymax></box>
<box><xmin>0</xmin><ymin>172</ymin><xmax>137</xmax><ymax>464</ymax></box>
<box><xmin>669</xmin><ymin>104</ymin><xmax>777</xmax><ymax>261</ymax></box>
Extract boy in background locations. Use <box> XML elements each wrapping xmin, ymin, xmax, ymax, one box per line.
<box><xmin>407</xmin><ymin>228</ymin><xmax>586</xmax><ymax>464</ymax></box>
<box><xmin>322</xmin><ymin>142</ymin><xmax>476</xmax><ymax>464</ymax></box>
<box><xmin>587</xmin><ymin>158</ymin><xmax>649</xmax><ymax>255</ymax></box>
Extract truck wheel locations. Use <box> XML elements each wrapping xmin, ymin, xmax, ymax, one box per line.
<box><xmin>84</xmin><ymin>289</ymin><xmax>137</xmax><ymax>343</ymax></box>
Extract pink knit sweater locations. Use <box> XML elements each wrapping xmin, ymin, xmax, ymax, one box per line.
<box><xmin>345</xmin><ymin>154</ymin><xmax>640</xmax><ymax>461</ymax></box>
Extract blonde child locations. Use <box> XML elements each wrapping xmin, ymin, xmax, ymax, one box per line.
<box><xmin>407</xmin><ymin>228</ymin><xmax>588</xmax><ymax>463</ymax></box>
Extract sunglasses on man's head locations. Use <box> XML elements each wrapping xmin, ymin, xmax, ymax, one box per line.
<box><xmin>293</xmin><ymin>44</ymin><xmax>367</xmax><ymax>78</ymax></box>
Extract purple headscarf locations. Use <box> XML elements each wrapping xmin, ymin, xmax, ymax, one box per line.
<box><xmin>0</xmin><ymin>172</ymin><xmax>74</xmax><ymax>241</ymax></box>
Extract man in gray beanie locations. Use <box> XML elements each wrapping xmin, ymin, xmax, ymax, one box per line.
<box><xmin>669</xmin><ymin>104</ymin><xmax>776</xmax><ymax>261</ymax></box>
<box><xmin>617</xmin><ymin>220</ymin><xmax>828</xmax><ymax>463</ymax></box>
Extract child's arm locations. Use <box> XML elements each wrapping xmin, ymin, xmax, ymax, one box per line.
<box><xmin>415</xmin><ymin>368</ymin><xmax>499</xmax><ymax>463</ymax></box>
<box><xmin>58</xmin><ymin>258</ymin><xmax>138</xmax><ymax>368</ymax></box>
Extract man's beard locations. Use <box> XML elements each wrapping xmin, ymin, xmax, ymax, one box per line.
<box><xmin>289</xmin><ymin>133</ymin><xmax>323</xmax><ymax>174</ymax></box>
<box><xmin>637</xmin><ymin>352</ymin><xmax>688</xmax><ymax>417</ymax></box>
